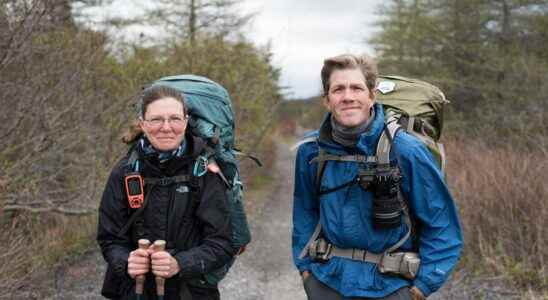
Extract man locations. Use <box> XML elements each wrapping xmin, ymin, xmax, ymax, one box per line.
<box><xmin>291</xmin><ymin>54</ymin><xmax>463</xmax><ymax>300</ymax></box>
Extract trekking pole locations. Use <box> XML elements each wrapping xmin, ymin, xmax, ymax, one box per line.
<box><xmin>135</xmin><ymin>239</ymin><xmax>151</xmax><ymax>300</ymax></box>
<box><xmin>154</xmin><ymin>240</ymin><xmax>167</xmax><ymax>300</ymax></box>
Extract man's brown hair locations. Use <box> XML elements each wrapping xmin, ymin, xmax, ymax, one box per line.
<box><xmin>321</xmin><ymin>54</ymin><xmax>378</xmax><ymax>96</ymax></box>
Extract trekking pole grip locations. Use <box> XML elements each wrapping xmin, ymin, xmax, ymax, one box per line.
<box><xmin>154</xmin><ymin>240</ymin><xmax>167</xmax><ymax>299</ymax></box>
<box><xmin>135</xmin><ymin>239</ymin><xmax>151</xmax><ymax>299</ymax></box>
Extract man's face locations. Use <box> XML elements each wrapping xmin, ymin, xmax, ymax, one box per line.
<box><xmin>323</xmin><ymin>68</ymin><xmax>375</xmax><ymax>127</ymax></box>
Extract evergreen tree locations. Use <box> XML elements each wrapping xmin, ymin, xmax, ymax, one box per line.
<box><xmin>370</xmin><ymin>0</ymin><xmax>548</xmax><ymax>137</ymax></box>
<box><xmin>143</xmin><ymin>0</ymin><xmax>253</xmax><ymax>44</ymax></box>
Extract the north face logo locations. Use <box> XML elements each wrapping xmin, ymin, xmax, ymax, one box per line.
<box><xmin>176</xmin><ymin>185</ymin><xmax>189</xmax><ymax>193</ymax></box>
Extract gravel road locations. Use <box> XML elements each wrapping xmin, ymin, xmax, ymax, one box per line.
<box><xmin>218</xmin><ymin>139</ymin><xmax>305</xmax><ymax>300</ymax></box>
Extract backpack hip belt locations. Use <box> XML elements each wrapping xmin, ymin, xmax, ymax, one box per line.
<box><xmin>308</xmin><ymin>238</ymin><xmax>420</xmax><ymax>280</ymax></box>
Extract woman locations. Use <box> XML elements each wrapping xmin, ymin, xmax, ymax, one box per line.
<box><xmin>97</xmin><ymin>85</ymin><xmax>234</xmax><ymax>300</ymax></box>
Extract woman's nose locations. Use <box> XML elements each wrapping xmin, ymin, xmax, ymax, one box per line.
<box><xmin>159</xmin><ymin>119</ymin><xmax>172</xmax><ymax>131</ymax></box>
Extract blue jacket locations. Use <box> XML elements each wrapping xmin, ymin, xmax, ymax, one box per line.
<box><xmin>292</xmin><ymin>103</ymin><xmax>463</xmax><ymax>298</ymax></box>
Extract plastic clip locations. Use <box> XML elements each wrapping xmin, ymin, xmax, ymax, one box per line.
<box><xmin>193</xmin><ymin>156</ymin><xmax>208</xmax><ymax>177</ymax></box>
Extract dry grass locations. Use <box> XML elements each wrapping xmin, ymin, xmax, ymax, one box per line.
<box><xmin>446</xmin><ymin>136</ymin><xmax>548</xmax><ymax>292</ymax></box>
<box><xmin>0</xmin><ymin>212</ymin><xmax>96</xmax><ymax>297</ymax></box>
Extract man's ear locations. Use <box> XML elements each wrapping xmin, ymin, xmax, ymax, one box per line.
<box><xmin>322</xmin><ymin>95</ymin><xmax>330</xmax><ymax>110</ymax></box>
<box><xmin>369</xmin><ymin>85</ymin><xmax>377</xmax><ymax>102</ymax></box>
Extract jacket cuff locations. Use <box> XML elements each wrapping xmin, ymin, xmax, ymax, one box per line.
<box><xmin>174</xmin><ymin>251</ymin><xmax>200</xmax><ymax>278</ymax></box>
<box><xmin>112</xmin><ymin>258</ymin><xmax>134</xmax><ymax>284</ymax></box>
<box><xmin>413</xmin><ymin>278</ymin><xmax>432</xmax><ymax>297</ymax></box>
<box><xmin>296</xmin><ymin>260</ymin><xmax>312</xmax><ymax>274</ymax></box>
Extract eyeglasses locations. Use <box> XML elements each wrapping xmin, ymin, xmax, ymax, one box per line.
<box><xmin>142</xmin><ymin>115</ymin><xmax>187</xmax><ymax>129</ymax></box>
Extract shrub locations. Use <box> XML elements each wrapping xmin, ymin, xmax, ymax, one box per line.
<box><xmin>446</xmin><ymin>136</ymin><xmax>548</xmax><ymax>290</ymax></box>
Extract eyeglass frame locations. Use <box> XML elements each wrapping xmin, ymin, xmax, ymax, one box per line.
<box><xmin>140</xmin><ymin>114</ymin><xmax>188</xmax><ymax>128</ymax></box>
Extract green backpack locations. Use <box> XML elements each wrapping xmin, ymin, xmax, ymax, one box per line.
<box><xmin>151</xmin><ymin>74</ymin><xmax>254</xmax><ymax>284</ymax></box>
<box><xmin>376</xmin><ymin>75</ymin><xmax>449</xmax><ymax>173</ymax></box>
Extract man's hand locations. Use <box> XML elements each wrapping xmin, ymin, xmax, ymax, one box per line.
<box><xmin>409</xmin><ymin>286</ymin><xmax>426</xmax><ymax>300</ymax></box>
<box><xmin>301</xmin><ymin>270</ymin><xmax>311</xmax><ymax>281</ymax></box>
<box><xmin>150</xmin><ymin>250</ymin><xmax>180</xmax><ymax>278</ymax></box>
<box><xmin>127</xmin><ymin>248</ymin><xmax>150</xmax><ymax>278</ymax></box>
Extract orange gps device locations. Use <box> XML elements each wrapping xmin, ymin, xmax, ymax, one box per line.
<box><xmin>124</xmin><ymin>173</ymin><xmax>144</xmax><ymax>209</ymax></box>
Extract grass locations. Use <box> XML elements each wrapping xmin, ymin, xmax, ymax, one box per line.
<box><xmin>446</xmin><ymin>135</ymin><xmax>548</xmax><ymax>295</ymax></box>
<box><xmin>0</xmin><ymin>212</ymin><xmax>97</xmax><ymax>298</ymax></box>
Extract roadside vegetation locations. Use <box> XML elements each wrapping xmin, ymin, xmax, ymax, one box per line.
<box><xmin>0</xmin><ymin>0</ymin><xmax>280</xmax><ymax>297</ymax></box>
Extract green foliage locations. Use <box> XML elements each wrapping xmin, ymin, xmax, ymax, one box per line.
<box><xmin>370</xmin><ymin>0</ymin><xmax>548</xmax><ymax>145</ymax></box>
<box><xmin>161</xmin><ymin>38</ymin><xmax>282</xmax><ymax>152</ymax></box>
<box><xmin>1</xmin><ymin>0</ymin><xmax>282</xmax><ymax>295</ymax></box>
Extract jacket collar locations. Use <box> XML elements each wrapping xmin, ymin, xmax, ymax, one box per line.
<box><xmin>137</xmin><ymin>133</ymin><xmax>207</xmax><ymax>177</ymax></box>
<box><xmin>317</xmin><ymin>103</ymin><xmax>385</xmax><ymax>156</ymax></box>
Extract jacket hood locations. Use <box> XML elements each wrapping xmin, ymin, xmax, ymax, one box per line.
<box><xmin>318</xmin><ymin>103</ymin><xmax>385</xmax><ymax>155</ymax></box>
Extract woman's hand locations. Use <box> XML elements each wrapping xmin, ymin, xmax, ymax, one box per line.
<box><xmin>150</xmin><ymin>250</ymin><xmax>181</xmax><ymax>278</ymax></box>
<box><xmin>127</xmin><ymin>248</ymin><xmax>150</xmax><ymax>278</ymax></box>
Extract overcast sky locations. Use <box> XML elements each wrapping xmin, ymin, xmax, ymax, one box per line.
<box><xmin>82</xmin><ymin>0</ymin><xmax>383</xmax><ymax>99</ymax></box>
<box><xmin>239</xmin><ymin>0</ymin><xmax>382</xmax><ymax>99</ymax></box>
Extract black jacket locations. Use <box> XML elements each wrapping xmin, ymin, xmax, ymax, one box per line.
<box><xmin>97</xmin><ymin>135</ymin><xmax>234</xmax><ymax>299</ymax></box>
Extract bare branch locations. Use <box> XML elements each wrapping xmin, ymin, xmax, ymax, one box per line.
<box><xmin>3</xmin><ymin>204</ymin><xmax>94</xmax><ymax>215</ymax></box>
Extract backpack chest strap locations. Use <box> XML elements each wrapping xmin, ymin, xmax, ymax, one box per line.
<box><xmin>310</xmin><ymin>153</ymin><xmax>376</xmax><ymax>164</ymax></box>
<box><xmin>144</xmin><ymin>175</ymin><xmax>191</xmax><ymax>186</ymax></box>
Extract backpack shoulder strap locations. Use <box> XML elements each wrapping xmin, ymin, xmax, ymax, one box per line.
<box><xmin>376</xmin><ymin>121</ymin><xmax>415</xmax><ymax>254</ymax></box>
<box><xmin>377</xmin><ymin>115</ymin><xmax>402</xmax><ymax>163</ymax></box>
<box><xmin>315</xmin><ymin>148</ymin><xmax>328</xmax><ymax>195</ymax></box>
<box><xmin>290</xmin><ymin>136</ymin><xmax>317</xmax><ymax>151</ymax></box>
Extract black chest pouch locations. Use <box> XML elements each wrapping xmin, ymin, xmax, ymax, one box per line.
<box><xmin>371</xmin><ymin>165</ymin><xmax>404</xmax><ymax>229</ymax></box>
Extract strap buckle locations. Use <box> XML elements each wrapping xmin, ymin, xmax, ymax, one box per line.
<box><xmin>158</xmin><ymin>177</ymin><xmax>173</xmax><ymax>186</ymax></box>
<box><xmin>357</xmin><ymin>168</ymin><xmax>375</xmax><ymax>190</ymax></box>
<box><xmin>193</xmin><ymin>156</ymin><xmax>209</xmax><ymax>177</ymax></box>
<box><xmin>309</xmin><ymin>238</ymin><xmax>332</xmax><ymax>262</ymax></box>
<box><xmin>318</xmin><ymin>242</ymin><xmax>332</xmax><ymax>261</ymax></box>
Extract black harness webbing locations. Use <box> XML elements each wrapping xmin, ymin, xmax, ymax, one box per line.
<box><xmin>118</xmin><ymin>186</ymin><xmax>153</xmax><ymax>237</ymax></box>
<box><xmin>144</xmin><ymin>175</ymin><xmax>191</xmax><ymax>186</ymax></box>
<box><xmin>318</xmin><ymin>176</ymin><xmax>358</xmax><ymax>196</ymax></box>
<box><xmin>299</xmin><ymin>121</ymin><xmax>415</xmax><ymax>260</ymax></box>
<box><xmin>118</xmin><ymin>175</ymin><xmax>193</xmax><ymax>237</ymax></box>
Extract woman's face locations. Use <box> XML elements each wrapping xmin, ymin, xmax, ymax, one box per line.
<box><xmin>139</xmin><ymin>97</ymin><xmax>187</xmax><ymax>151</ymax></box>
